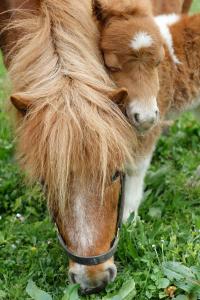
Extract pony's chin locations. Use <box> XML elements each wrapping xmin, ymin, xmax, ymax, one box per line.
<box><xmin>79</xmin><ymin>282</ymin><xmax>108</xmax><ymax>295</ymax></box>
<box><xmin>133</xmin><ymin>124</ymin><xmax>155</xmax><ymax>135</ymax></box>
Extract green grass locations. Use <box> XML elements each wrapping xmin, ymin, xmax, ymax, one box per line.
<box><xmin>0</xmin><ymin>2</ymin><xmax>200</xmax><ymax>299</ymax></box>
<box><xmin>191</xmin><ymin>0</ymin><xmax>200</xmax><ymax>12</ymax></box>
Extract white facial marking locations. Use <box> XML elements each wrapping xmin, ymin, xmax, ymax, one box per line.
<box><xmin>155</xmin><ymin>14</ymin><xmax>181</xmax><ymax>64</ymax></box>
<box><xmin>71</xmin><ymin>194</ymin><xmax>95</xmax><ymax>254</ymax></box>
<box><xmin>131</xmin><ymin>31</ymin><xmax>153</xmax><ymax>51</ymax></box>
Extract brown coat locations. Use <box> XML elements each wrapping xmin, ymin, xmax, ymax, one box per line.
<box><xmin>159</xmin><ymin>15</ymin><xmax>200</xmax><ymax>117</ymax></box>
<box><xmin>0</xmin><ymin>0</ymin><xmax>39</xmax><ymax>63</ymax></box>
<box><xmin>152</xmin><ymin>0</ymin><xmax>193</xmax><ymax>15</ymax></box>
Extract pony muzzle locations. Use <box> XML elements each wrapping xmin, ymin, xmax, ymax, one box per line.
<box><xmin>126</xmin><ymin>97</ymin><xmax>160</xmax><ymax>132</ymax></box>
<box><xmin>69</xmin><ymin>261</ymin><xmax>117</xmax><ymax>295</ymax></box>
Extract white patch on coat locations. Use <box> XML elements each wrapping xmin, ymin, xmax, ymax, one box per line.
<box><xmin>155</xmin><ymin>14</ymin><xmax>181</xmax><ymax>64</ymax></box>
<box><xmin>123</xmin><ymin>151</ymin><xmax>154</xmax><ymax>222</ymax></box>
<box><xmin>131</xmin><ymin>31</ymin><xmax>153</xmax><ymax>51</ymax></box>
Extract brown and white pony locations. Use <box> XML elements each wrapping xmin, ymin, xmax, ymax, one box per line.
<box><xmin>0</xmin><ymin>0</ymin><xmax>137</xmax><ymax>294</ymax></box>
<box><xmin>93</xmin><ymin>1</ymin><xmax>200</xmax><ymax>220</ymax></box>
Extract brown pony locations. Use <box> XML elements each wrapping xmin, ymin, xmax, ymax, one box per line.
<box><xmin>93</xmin><ymin>1</ymin><xmax>200</xmax><ymax>220</ymax></box>
<box><xmin>0</xmin><ymin>0</ymin><xmax>137</xmax><ymax>294</ymax></box>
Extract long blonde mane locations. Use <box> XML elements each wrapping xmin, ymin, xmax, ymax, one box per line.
<box><xmin>6</xmin><ymin>0</ymin><xmax>135</xmax><ymax>214</ymax></box>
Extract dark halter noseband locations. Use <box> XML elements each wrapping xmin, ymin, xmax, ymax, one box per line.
<box><xmin>54</xmin><ymin>171</ymin><xmax>126</xmax><ymax>266</ymax></box>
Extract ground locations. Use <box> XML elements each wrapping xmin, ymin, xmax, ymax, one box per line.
<box><xmin>0</xmin><ymin>2</ymin><xmax>200</xmax><ymax>300</ymax></box>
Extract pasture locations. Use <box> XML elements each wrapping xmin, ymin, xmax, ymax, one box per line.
<box><xmin>0</xmin><ymin>1</ymin><xmax>200</xmax><ymax>299</ymax></box>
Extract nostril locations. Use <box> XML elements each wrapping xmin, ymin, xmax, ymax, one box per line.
<box><xmin>107</xmin><ymin>266</ymin><xmax>117</xmax><ymax>282</ymax></box>
<box><xmin>69</xmin><ymin>271</ymin><xmax>77</xmax><ymax>284</ymax></box>
<box><xmin>155</xmin><ymin>110</ymin><xmax>160</xmax><ymax>118</ymax></box>
<box><xmin>134</xmin><ymin>113</ymin><xmax>140</xmax><ymax>123</ymax></box>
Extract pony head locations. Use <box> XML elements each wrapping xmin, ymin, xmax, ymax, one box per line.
<box><xmin>10</xmin><ymin>87</ymin><xmax>129</xmax><ymax>294</ymax></box>
<box><xmin>93</xmin><ymin>0</ymin><xmax>165</xmax><ymax>133</ymax></box>
<box><xmin>7</xmin><ymin>0</ymin><xmax>135</xmax><ymax>294</ymax></box>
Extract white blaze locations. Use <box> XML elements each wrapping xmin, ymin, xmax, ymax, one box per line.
<box><xmin>131</xmin><ymin>31</ymin><xmax>153</xmax><ymax>51</ymax></box>
<box><xmin>72</xmin><ymin>194</ymin><xmax>95</xmax><ymax>254</ymax></box>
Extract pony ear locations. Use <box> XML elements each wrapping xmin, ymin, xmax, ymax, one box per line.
<box><xmin>92</xmin><ymin>0</ymin><xmax>108</xmax><ymax>23</ymax></box>
<box><xmin>10</xmin><ymin>95</ymin><xmax>31</xmax><ymax>115</ymax></box>
<box><xmin>104</xmin><ymin>53</ymin><xmax>122</xmax><ymax>72</ymax></box>
<box><xmin>109</xmin><ymin>87</ymin><xmax>128</xmax><ymax>105</ymax></box>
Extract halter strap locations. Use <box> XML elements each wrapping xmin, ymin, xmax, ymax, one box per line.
<box><xmin>55</xmin><ymin>171</ymin><xmax>126</xmax><ymax>266</ymax></box>
<box><xmin>57</xmin><ymin>229</ymin><xmax>120</xmax><ymax>266</ymax></box>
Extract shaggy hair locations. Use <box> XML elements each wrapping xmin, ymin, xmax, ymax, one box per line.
<box><xmin>93</xmin><ymin>0</ymin><xmax>152</xmax><ymax>24</ymax></box>
<box><xmin>6</xmin><ymin>0</ymin><xmax>135</xmax><ymax>215</ymax></box>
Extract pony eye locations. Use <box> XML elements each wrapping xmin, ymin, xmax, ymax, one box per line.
<box><xmin>108</xmin><ymin>66</ymin><xmax>121</xmax><ymax>72</ymax></box>
<box><xmin>112</xmin><ymin>171</ymin><xmax>120</xmax><ymax>182</ymax></box>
